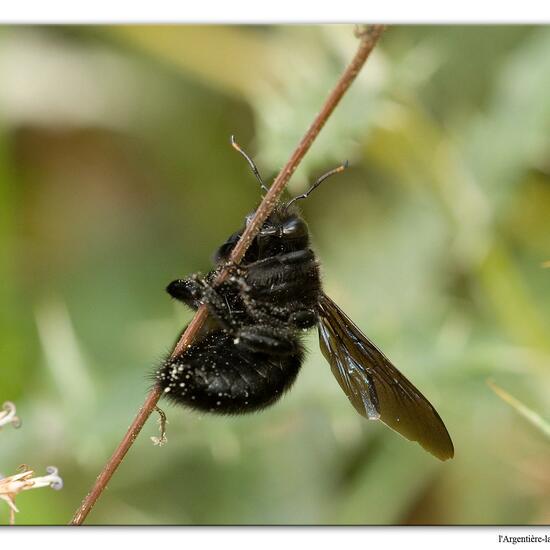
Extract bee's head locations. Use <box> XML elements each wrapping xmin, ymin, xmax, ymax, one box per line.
<box><xmin>245</xmin><ymin>206</ymin><xmax>309</xmax><ymax>239</ymax></box>
<box><xmin>214</xmin><ymin>136</ymin><xmax>346</xmax><ymax>264</ymax></box>
<box><xmin>215</xmin><ymin>206</ymin><xmax>309</xmax><ymax>264</ymax></box>
<box><xmin>250</xmin><ymin>205</ymin><xmax>310</xmax><ymax>259</ymax></box>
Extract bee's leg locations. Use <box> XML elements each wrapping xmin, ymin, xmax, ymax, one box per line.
<box><xmin>167</xmin><ymin>276</ymin><xmax>236</xmax><ymax>330</ymax></box>
<box><xmin>230</xmin><ymin>267</ymin><xmax>318</xmax><ymax>329</ymax></box>
<box><xmin>166</xmin><ymin>277</ymin><xmax>204</xmax><ymax>309</ymax></box>
<box><xmin>200</xmin><ymin>284</ymin><xmax>237</xmax><ymax>330</ymax></box>
<box><xmin>234</xmin><ymin>325</ymin><xmax>299</xmax><ymax>356</ymax></box>
<box><xmin>229</xmin><ymin>274</ymin><xmax>287</xmax><ymax>327</ymax></box>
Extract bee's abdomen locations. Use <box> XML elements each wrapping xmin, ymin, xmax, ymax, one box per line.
<box><xmin>156</xmin><ymin>330</ymin><xmax>303</xmax><ymax>414</ymax></box>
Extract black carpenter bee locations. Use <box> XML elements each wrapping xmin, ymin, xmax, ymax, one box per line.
<box><xmin>156</xmin><ymin>137</ymin><xmax>454</xmax><ymax>461</ymax></box>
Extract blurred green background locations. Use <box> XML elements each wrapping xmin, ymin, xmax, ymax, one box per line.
<box><xmin>0</xmin><ymin>25</ymin><xmax>549</xmax><ymax>525</ymax></box>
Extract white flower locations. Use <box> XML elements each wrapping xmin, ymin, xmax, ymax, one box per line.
<box><xmin>0</xmin><ymin>402</ymin><xmax>21</xmax><ymax>430</ymax></box>
<box><xmin>0</xmin><ymin>466</ymin><xmax>63</xmax><ymax>525</ymax></box>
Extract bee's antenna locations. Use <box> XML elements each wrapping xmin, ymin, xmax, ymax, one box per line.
<box><xmin>285</xmin><ymin>160</ymin><xmax>348</xmax><ymax>209</ymax></box>
<box><xmin>231</xmin><ymin>135</ymin><xmax>269</xmax><ymax>194</ymax></box>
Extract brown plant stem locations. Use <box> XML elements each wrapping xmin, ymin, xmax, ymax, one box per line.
<box><xmin>70</xmin><ymin>24</ymin><xmax>386</xmax><ymax>526</ymax></box>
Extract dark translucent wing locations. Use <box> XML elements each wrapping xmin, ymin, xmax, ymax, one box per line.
<box><xmin>317</xmin><ymin>293</ymin><xmax>454</xmax><ymax>461</ymax></box>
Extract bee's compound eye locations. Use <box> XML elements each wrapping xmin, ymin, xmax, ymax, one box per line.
<box><xmin>282</xmin><ymin>217</ymin><xmax>308</xmax><ymax>238</ymax></box>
